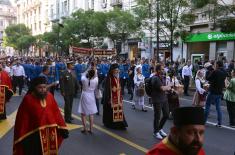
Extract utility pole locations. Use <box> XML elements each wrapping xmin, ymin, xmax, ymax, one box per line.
<box><xmin>149</xmin><ymin>0</ymin><xmax>154</xmax><ymax>58</ymax></box>
<box><xmin>156</xmin><ymin>0</ymin><xmax>160</xmax><ymax>62</ymax></box>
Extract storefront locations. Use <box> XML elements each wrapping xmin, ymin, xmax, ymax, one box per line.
<box><xmin>185</xmin><ymin>31</ymin><xmax>235</xmax><ymax>61</ymax></box>
<box><xmin>128</xmin><ymin>38</ymin><xmax>141</xmax><ymax>60</ymax></box>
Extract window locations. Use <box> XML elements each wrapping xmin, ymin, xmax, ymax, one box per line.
<box><xmin>39</xmin><ymin>7</ymin><xmax>41</xmax><ymax>15</ymax></box>
<box><xmin>0</xmin><ymin>21</ymin><xmax>3</xmax><ymax>27</ymax></box>
<box><xmin>34</xmin><ymin>23</ymin><xmax>37</xmax><ymax>31</ymax></box>
<box><xmin>64</xmin><ymin>1</ymin><xmax>67</xmax><ymax>13</ymax></box>
<box><xmin>56</xmin><ymin>2</ymin><xmax>59</xmax><ymax>15</ymax></box>
<box><xmin>39</xmin><ymin>21</ymin><xmax>41</xmax><ymax>30</ymax></box>
<box><xmin>68</xmin><ymin>0</ymin><xmax>70</xmax><ymax>12</ymax></box>
<box><xmin>50</xmin><ymin>5</ymin><xmax>54</xmax><ymax>18</ymax></box>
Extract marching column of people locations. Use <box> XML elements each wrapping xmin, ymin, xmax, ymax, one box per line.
<box><xmin>0</xmin><ymin>55</ymin><xmax>233</xmax><ymax>155</ymax></box>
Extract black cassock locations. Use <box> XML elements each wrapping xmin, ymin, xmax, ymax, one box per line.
<box><xmin>101</xmin><ymin>77</ymin><xmax>128</xmax><ymax>130</ymax></box>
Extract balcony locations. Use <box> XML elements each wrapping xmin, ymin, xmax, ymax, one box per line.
<box><xmin>110</xmin><ymin>0</ymin><xmax>123</xmax><ymax>8</ymax></box>
<box><xmin>0</xmin><ymin>11</ymin><xmax>16</xmax><ymax>18</ymax></box>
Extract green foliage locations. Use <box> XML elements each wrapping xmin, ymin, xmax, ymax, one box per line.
<box><xmin>219</xmin><ymin>18</ymin><xmax>235</xmax><ymax>32</ymax></box>
<box><xmin>4</xmin><ymin>24</ymin><xmax>31</xmax><ymax>49</ymax></box>
<box><xmin>106</xmin><ymin>8</ymin><xmax>139</xmax><ymax>42</ymax></box>
<box><xmin>40</xmin><ymin>9</ymin><xmax>138</xmax><ymax>54</ymax></box>
<box><xmin>191</xmin><ymin>0</ymin><xmax>209</xmax><ymax>8</ymax></box>
<box><xmin>16</xmin><ymin>35</ymin><xmax>36</xmax><ymax>51</ymax></box>
<box><xmin>180</xmin><ymin>13</ymin><xmax>197</xmax><ymax>25</ymax></box>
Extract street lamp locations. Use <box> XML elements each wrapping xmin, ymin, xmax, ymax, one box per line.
<box><xmin>56</xmin><ymin>21</ymin><xmax>64</xmax><ymax>56</ymax></box>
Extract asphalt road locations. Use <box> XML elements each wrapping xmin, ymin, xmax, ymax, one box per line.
<box><xmin>0</xmin><ymin>90</ymin><xmax>235</xmax><ymax>155</ymax></box>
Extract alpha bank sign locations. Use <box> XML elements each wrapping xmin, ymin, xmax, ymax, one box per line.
<box><xmin>186</xmin><ymin>32</ymin><xmax>235</xmax><ymax>42</ymax></box>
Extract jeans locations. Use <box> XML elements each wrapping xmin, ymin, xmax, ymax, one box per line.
<box><xmin>205</xmin><ymin>92</ymin><xmax>222</xmax><ymax>125</ymax></box>
<box><xmin>153</xmin><ymin>101</ymin><xmax>169</xmax><ymax>133</ymax></box>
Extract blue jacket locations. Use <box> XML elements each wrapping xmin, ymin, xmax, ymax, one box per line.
<box><xmin>102</xmin><ymin>64</ymin><xmax>110</xmax><ymax>77</ymax></box>
<box><xmin>96</xmin><ymin>64</ymin><xmax>103</xmax><ymax>77</ymax></box>
<box><xmin>74</xmin><ymin>63</ymin><xmax>86</xmax><ymax>81</ymax></box>
<box><xmin>56</xmin><ymin>62</ymin><xmax>66</xmax><ymax>81</ymax></box>
<box><xmin>48</xmin><ymin>65</ymin><xmax>56</xmax><ymax>84</ymax></box>
<box><xmin>142</xmin><ymin>64</ymin><xmax>150</xmax><ymax>78</ymax></box>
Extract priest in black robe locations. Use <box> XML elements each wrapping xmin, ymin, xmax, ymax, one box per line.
<box><xmin>101</xmin><ymin>63</ymin><xmax>128</xmax><ymax>130</ymax></box>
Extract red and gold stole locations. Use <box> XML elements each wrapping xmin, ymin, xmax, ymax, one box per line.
<box><xmin>0</xmin><ymin>86</ymin><xmax>6</xmax><ymax>114</ymax></box>
<box><xmin>110</xmin><ymin>77</ymin><xmax>123</xmax><ymax>122</ymax></box>
<box><xmin>39</xmin><ymin>127</ymin><xmax>58</xmax><ymax>155</ymax></box>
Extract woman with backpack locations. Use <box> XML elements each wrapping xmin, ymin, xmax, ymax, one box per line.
<box><xmin>132</xmin><ymin>67</ymin><xmax>147</xmax><ymax>112</ymax></box>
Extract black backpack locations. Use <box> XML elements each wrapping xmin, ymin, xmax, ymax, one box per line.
<box><xmin>145</xmin><ymin>77</ymin><xmax>152</xmax><ymax>97</ymax></box>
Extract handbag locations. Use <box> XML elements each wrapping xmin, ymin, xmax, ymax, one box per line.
<box><xmin>95</xmin><ymin>89</ymin><xmax>103</xmax><ymax>99</ymax></box>
<box><xmin>136</xmin><ymin>83</ymin><xmax>145</xmax><ymax>97</ymax></box>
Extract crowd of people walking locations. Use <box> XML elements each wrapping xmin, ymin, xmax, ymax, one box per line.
<box><xmin>0</xmin><ymin>55</ymin><xmax>234</xmax><ymax>154</ymax></box>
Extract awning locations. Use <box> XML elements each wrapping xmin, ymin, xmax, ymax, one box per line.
<box><xmin>185</xmin><ymin>31</ymin><xmax>235</xmax><ymax>42</ymax></box>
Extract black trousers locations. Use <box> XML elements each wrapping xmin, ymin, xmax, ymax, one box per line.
<box><xmin>12</xmin><ymin>76</ymin><xmax>24</xmax><ymax>95</ymax></box>
<box><xmin>183</xmin><ymin>76</ymin><xmax>190</xmax><ymax>95</ymax></box>
<box><xmin>226</xmin><ymin>100</ymin><xmax>235</xmax><ymax>126</ymax></box>
<box><xmin>120</xmin><ymin>78</ymin><xmax>127</xmax><ymax>95</ymax></box>
<box><xmin>127</xmin><ymin>78</ymin><xmax>134</xmax><ymax>95</ymax></box>
<box><xmin>153</xmin><ymin>101</ymin><xmax>169</xmax><ymax>133</ymax></box>
<box><xmin>64</xmin><ymin>95</ymin><xmax>74</xmax><ymax>121</ymax></box>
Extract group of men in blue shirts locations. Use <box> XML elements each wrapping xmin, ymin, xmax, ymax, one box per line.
<box><xmin>16</xmin><ymin>57</ymin><xmax>152</xmax><ymax>99</ymax></box>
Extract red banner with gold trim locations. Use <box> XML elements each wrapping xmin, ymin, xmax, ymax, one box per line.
<box><xmin>0</xmin><ymin>86</ymin><xmax>6</xmax><ymax>114</ymax></box>
<box><xmin>110</xmin><ymin>77</ymin><xmax>123</xmax><ymax>122</ymax></box>
<box><xmin>39</xmin><ymin>127</ymin><xmax>58</xmax><ymax>155</ymax></box>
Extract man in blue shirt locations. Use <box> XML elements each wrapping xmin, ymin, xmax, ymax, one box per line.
<box><xmin>142</xmin><ymin>59</ymin><xmax>151</xmax><ymax>78</ymax></box>
<box><xmin>120</xmin><ymin>60</ymin><xmax>130</xmax><ymax>95</ymax></box>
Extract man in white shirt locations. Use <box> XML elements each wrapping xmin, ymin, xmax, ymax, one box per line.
<box><xmin>12</xmin><ymin>60</ymin><xmax>25</xmax><ymax>95</ymax></box>
<box><xmin>3</xmin><ymin>62</ymin><xmax>11</xmax><ymax>76</ymax></box>
<box><xmin>182</xmin><ymin>60</ymin><xmax>193</xmax><ymax>96</ymax></box>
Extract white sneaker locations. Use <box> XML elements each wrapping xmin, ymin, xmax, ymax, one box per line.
<box><xmin>153</xmin><ymin>132</ymin><xmax>163</xmax><ymax>140</ymax></box>
<box><xmin>159</xmin><ymin>129</ymin><xmax>167</xmax><ymax>137</ymax></box>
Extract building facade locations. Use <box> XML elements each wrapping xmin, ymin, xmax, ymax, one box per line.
<box><xmin>0</xmin><ymin>0</ymin><xmax>16</xmax><ymax>54</ymax></box>
<box><xmin>16</xmin><ymin>0</ymin><xmax>51</xmax><ymax>35</ymax></box>
<box><xmin>184</xmin><ymin>1</ymin><xmax>235</xmax><ymax>62</ymax></box>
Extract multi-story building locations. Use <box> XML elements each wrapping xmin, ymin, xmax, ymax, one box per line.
<box><xmin>48</xmin><ymin>0</ymin><xmax>137</xmax><ymax>58</ymax></box>
<box><xmin>0</xmin><ymin>0</ymin><xmax>16</xmax><ymax>54</ymax></box>
<box><xmin>184</xmin><ymin>1</ymin><xmax>235</xmax><ymax>62</ymax></box>
<box><xmin>16</xmin><ymin>0</ymin><xmax>51</xmax><ymax>35</ymax></box>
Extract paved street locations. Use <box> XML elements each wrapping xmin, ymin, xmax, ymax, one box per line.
<box><xmin>0</xmin><ymin>90</ymin><xmax>235</xmax><ymax>155</ymax></box>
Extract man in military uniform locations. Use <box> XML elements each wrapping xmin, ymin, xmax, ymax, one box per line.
<box><xmin>60</xmin><ymin>61</ymin><xmax>78</xmax><ymax>123</ymax></box>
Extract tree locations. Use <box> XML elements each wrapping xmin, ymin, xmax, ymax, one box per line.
<box><xmin>4</xmin><ymin>24</ymin><xmax>31</xmax><ymax>49</ymax></box>
<box><xmin>134</xmin><ymin>0</ymin><xmax>157</xmax><ymax>59</ymax></box>
<box><xmin>16</xmin><ymin>35</ymin><xmax>36</xmax><ymax>55</ymax></box>
<box><xmin>191</xmin><ymin>0</ymin><xmax>234</xmax><ymax>32</ymax></box>
<box><xmin>106</xmin><ymin>8</ymin><xmax>139</xmax><ymax>53</ymax></box>
<box><xmin>159</xmin><ymin>0</ymin><xmax>195</xmax><ymax>62</ymax></box>
<box><xmin>135</xmin><ymin>0</ymin><xmax>195</xmax><ymax>62</ymax></box>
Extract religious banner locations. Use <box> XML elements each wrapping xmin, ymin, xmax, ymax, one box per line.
<box><xmin>71</xmin><ymin>46</ymin><xmax>116</xmax><ymax>57</ymax></box>
<box><xmin>39</xmin><ymin>127</ymin><xmax>58</xmax><ymax>155</ymax></box>
<box><xmin>110</xmin><ymin>78</ymin><xmax>124</xmax><ymax>122</ymax></box>
<box><xmin>0</xmin><ymin>86</ymin><xmax>5</xmax><ymax>114</ymax></box>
